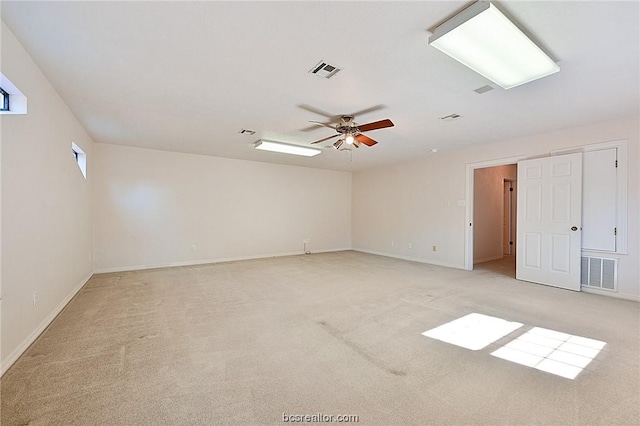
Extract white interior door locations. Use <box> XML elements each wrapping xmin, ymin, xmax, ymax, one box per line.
<box><xmin>516</xmin><ymin>153</ymin><xmax>582</xmax><ymax>291</ymax></box>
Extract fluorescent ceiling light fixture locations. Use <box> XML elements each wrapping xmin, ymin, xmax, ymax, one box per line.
<box><xmin>255</xmin><ymin>140</ymin><xmax>321</xmax><ymax>157</ymax></box>
<box><xmin>429</xmin><ymin>1</ymin><xmax>559</xmax><ymax>89</ymax></box>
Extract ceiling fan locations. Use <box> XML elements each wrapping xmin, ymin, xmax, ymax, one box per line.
<box><xmin>308</xmin><ymin>115</ymin><xmax>394</xmax><ymax>150</ymax></box>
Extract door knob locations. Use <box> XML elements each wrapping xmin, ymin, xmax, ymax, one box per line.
<box><xmin>571</xmin><ymin>226</ymin><xmax>578</xmax><ymax>231</ymax></box>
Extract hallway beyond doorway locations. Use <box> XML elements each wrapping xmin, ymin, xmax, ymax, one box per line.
<box><xmin>475</xmin><ymin>254</ymin><xmax>516</xmax><ymax>278</ymax></box>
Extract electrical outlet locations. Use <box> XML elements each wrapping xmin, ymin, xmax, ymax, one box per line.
<box><xmin>33</xmin><ymin>291</ymin><xmax>38</xmax><ymax>307</ymax></box>
<box><xmin>432</xmin><ymin>245</ymin><xmax>437</xmax><ymax>252</ymax></box>
<box><xmin>408</xmin><ymin>243</ymin><xmax>412</xmax><ymax>249</ymax></box>
<box><xmin>191</xmin><ymin>245</ymin><xmax>197</xmax><ymax>251</ymax></box>
<box><xmin>391</xmin><ymin>240</ymin><xmax>395</xmax><ymax>247</ymax></box>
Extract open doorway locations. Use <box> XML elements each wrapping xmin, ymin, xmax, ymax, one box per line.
<box><xmin>471</xmin><ymin>164</ymin><xmax>517</xmax><ymax>277</ymax></box>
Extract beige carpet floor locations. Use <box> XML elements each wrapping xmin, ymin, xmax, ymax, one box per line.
<box><xmin>2</xmin><ymin>251</ymin><xmax>639</xmax><ymax>425</ymax></box>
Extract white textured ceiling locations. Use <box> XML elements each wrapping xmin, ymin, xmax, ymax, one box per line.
<box><xmin>2</xmin><ymin>1</ymin><xmax>639</xmax><ymax>171</ymax></box>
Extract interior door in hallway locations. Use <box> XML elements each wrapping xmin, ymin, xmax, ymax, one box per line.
<box><xmin>503</xmin><ymin>180</ymin><xmax>514</xmax><ymax>255</ymax></box>
<box><xmin>516</xmin><ymin>153</ymin><xmax>582</xmax><ymax>291</ymax></box>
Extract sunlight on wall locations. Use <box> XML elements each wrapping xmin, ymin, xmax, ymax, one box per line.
<box><xmin>422</xmin><ymin>314</ymin><xmax>606</xmax><ymax>380</ymax></box>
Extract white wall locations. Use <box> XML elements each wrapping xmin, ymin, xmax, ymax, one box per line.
<box><xmin>93</xmin><ymin>144</ymin><xmax>351</xmax><ymax>272</ymax></box>
<box><xmin>352</xmin><ymin>116</ymin><xmax>640</xmax><ymax>301</ymax></box>
<box><xmin>1</xmin><ymin>21</ymin><xmax>94</xmax><ymax>372</ymax></box>
<box><xmin>473</xmin><ymin>165</ymin><xmax>517</xmax><ymax>263</ymax></box>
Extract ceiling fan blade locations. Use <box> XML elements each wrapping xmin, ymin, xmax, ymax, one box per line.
<box><xmin>309</xmin><ymin>120</ymin><xmax>336</xmax><ymax>130</ymax></box>
<box><xmin>310</xmin><ymin>134</ymin><xmax>340</xmax><ymax>144</ymax></box>
<box><xmin>355</xmin><ymin>134</ymin><xmax>378</xmax><ymax>146</ymax></box>
<box><xmin>349</xmin><ymin>105</ymin><xmax>384</xmax><ymax>118</ymax></box>
<box><xmin>299</xmin><ymin>124</ymin><xmax>322</xmax><ymax>132</ymax></box>
<box><xmin>298</xmin><ymin>104</ymin><xmax>336</xmax><ymax>119</ymax></box>
<box><xmin>358</xmin><ymin>119</ymin><xmax>394</xmax><ymax>132</ymax></box>
<box><xmin>300</xmin><ymin>120</ymin><xmax>332</xmax><ymax>132</ymax></box>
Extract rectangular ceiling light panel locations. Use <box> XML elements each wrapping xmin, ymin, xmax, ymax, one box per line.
<box><xmin>255</xmin><ymin>140</ymin><xmax>321</xmax><ymax>157</ymax></box>
<box><xmin>429</xmin><ymin>2</ymin><xmax>559</xmax><ymax>89</ymax></box>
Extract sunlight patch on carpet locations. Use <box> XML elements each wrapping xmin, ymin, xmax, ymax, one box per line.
<box><xmin>491</xmin><ymin>327</ymin><xmax>606</xmax><ymax>379</ymax></box>
<box><xmin>421</xmin><ymin>313</ymin><xmax>523</xmax><ymax>350</ymax></box>
<box><xmin>422</xmin><ymin>314</ymin><xmax>607</xmax><ymax>380</ymax></box>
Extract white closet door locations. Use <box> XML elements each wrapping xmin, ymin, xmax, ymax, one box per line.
<box><xmin>582</xmin><ymin>148</ymin><xmax>617</xmax><ymax>251</ymax></box>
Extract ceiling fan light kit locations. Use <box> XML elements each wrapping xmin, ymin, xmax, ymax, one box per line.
<box><xmin>429</xmin><ymin>1</ymin><xmax>559</xmax><ymax>89</ymax></box>
<box><xmin>309</xmin><ymin>115</ymin><xmax>394</xmax><ymax>148</ymax></box>
<box><xmin>255</xmin><ymin>140</ymin><xmax>321</xmax><ymax>157</ymax></box>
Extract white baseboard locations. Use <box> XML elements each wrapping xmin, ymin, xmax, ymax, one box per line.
<box><xmin>93</xmin><ymin>247</ymin><xmax>352</xmax><ymax>274</ymax></box>
<box><xmin>352</xmin><ymin>248</ymin><xmax>465</xmax><ymax>270</ymax></box>
<box><xmin>2</xmin><ymin>248</ymin><xmax>634</xmax><ymax>378</ymax></box>
<box><xmin>353</xmin><ymin>249</ymin><xmax>638</xmax><ymax>302</ymax></box>
<box><xmin>474</xmin><ymin>255</ymin><xmax>505</xmax><ymax>264</ymax></box>
<box><xmin>1</xmin><ymin>272</ymin><xmax>93</xmax><ymax>376</ymax></box>
<box><xmin>581</xmin><ymin>287</ymin><xmax>640</xmax><ymax>302</ymax></box>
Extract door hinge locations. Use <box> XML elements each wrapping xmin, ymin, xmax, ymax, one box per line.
<box><xmin>615</xmin><ymin>160</ymin><xmax>618</xmax><ymax>168</ymax></box>
<box><xmin>614</xmin><ymin>227</ymin><xmax>617</xmax><ymax>235</ymax></box>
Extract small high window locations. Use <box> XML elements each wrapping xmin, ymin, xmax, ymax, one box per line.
<box><xmin>0</xmin><ymin>73</ymin><xmax>27</xmax><ymax>115</ymax></box>
<box><xmin>0</xmin><ymin>87</ymin><xmax>9</xmax><ymax>111</ymax></box>
<box><xmin>72</xmin><ymin>142</ymin><xmax>87</xmax><ymax>179</ymax></box>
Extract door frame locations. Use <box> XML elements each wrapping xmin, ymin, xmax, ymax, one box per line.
<box><xmin>503</xmin><ymin>179</ymin><xmax>515</xmax><ymax>256</ymax></box>
<box><xmin>465</xmin><ymin>155</ymin><xmax>528</xmax><ymax>271</ymax></box>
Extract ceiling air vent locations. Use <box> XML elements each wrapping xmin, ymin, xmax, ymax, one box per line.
<box><xmin>309</xmin><ymin>60</ymin><xmax>341</xmax><ymax>79</ymax></box>
<box><xmin>440</xmin><ymin>113</ymin><xmax>461</xmax><ymax>121</ymax></box>
<box><xmin>239</xmin><ymin>129</ymin><xmax>256</xmax><ymax>135</ymax></box>
<box><xmin>474</xmin><ymin>85</ymin><xmax>494</xmax><ymax>94</ymax></box>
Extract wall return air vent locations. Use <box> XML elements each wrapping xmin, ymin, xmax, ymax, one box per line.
<box><xmin>581</xmin><ymin>256</ymin><xmax>617</xmax><ymax>291</ymax></box>
<box><xmin>309</xmin><ymin>60</ymin><xmax>341</xmax><ymax>79</ymax></box>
